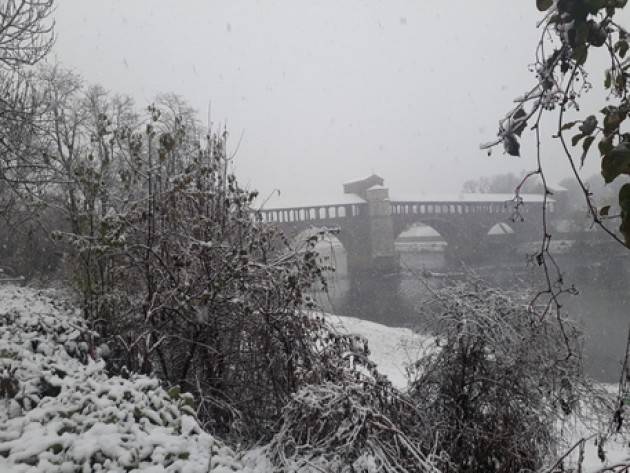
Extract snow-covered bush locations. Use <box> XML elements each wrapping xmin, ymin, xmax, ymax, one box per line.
<box><xmin>266</xmin><ymin>377</ymin><xmax>441</xmax><ymax>473</ymax></box>
<box><xmin>0</xmin><ymin>286</ymin><xmax>252</xmax><ymax>472</ymax></box>
<box><xmin>409</xmin><ymin>282</ymin><xmax>590</xmax><ymax>473</ymax></box>
<box><xmin>54</xmin><ymin>102</ymin><xmax>368</xmax><ymax>442</ymax></box>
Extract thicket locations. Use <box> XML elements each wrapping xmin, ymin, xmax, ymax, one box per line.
<box><xmin>260</xmin><ymin>281</ymin><xmax>599</xmax><ymax>473</ymax></box>
<box><xmin>0</xmin><ymin>63</ymin><xmax>381</xmax><ymax>442</ymax></box>
<box><xmin>480</xmin><ymin>2</ymin><xmax>630</xmax><ymax>467</ymax></box>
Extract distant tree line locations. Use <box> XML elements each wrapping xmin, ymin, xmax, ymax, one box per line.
<box><xmin>462</xmin><ymin>171</ymin><xmax>544</xmax><ymax>194</ymax></box>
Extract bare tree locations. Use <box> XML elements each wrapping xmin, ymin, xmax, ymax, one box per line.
<box><xmin>0</xmin><ymin>1</ymin><xmax>55</xmax><ymax>277</ymax></box>
<box><xmin>0</xmin><ymin>0</ymin><xmax>55</xmax><ymax>189</ymax></box>
<box><xmin>0</xmin><ymin>0</ymin><xmax>55</xmax><ymax>142</ymax></box>
<box><xmin>0</xmin><ymin>0</ymin><xmax>54</xmax><ymax>68</ymax></box>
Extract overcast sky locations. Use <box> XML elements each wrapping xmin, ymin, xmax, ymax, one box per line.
<box><xmin>49</xmin><ymin>1</ymin><xmax>618</xmax><ymax>205</ymax></box>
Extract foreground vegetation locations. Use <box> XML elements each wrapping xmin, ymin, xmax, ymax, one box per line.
<box><xmin>2</xmin><ymin>283</ymin><xmax>618</xmax><ymax>473</ymax></box>
<box><xmin>0</xmin><ymin>286</ymin><xmax>254</xmax><ymax>472</ymax></box>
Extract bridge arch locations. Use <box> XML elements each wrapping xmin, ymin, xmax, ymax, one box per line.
<box><xmin>394</xmin><ymin>222</ymin><xmax>448</xmax><ymax>271</ymax></box>
<box><xmin>393</xmin><ymin>215</ymin><xmax>498</xmax><ymax>265</ymax></box>
<box><xmin>393</xmin><ymin>216</ymin><xmax>487</xmax><ymax>248</ymax></box>
<box><xmin>291</xmin><ymin>227</ymin><xmax>349</xmax><ymax>277</ymax></box>
<box><xmin>395</xmin><ymin>222</ymin><xmax>447</xmax><ymax>246</ymax></box>
<box><xmin>487</xmin><ymin>222</ymin><xmax>515</xmax><ymax>236</ymax></box>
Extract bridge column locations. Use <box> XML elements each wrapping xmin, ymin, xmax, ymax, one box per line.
<box><xmin>366</xmin><ymin>186</ymin><xmax>398</xmax><ymax>272</ymax></box>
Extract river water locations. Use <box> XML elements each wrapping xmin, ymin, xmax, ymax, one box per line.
<box><xmin>312</xmin><ymin>246</ymin><xmax>630</xmax><ymax>383</ymax></box>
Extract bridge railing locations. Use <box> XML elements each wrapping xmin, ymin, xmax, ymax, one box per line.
<box><xmin>257</xmin><ymin>199</ymin><xmax>550</xmax><ymax>224</ymax></box>
<box><xmin>258</xmin><ymin>203</ymin><xmax>367</xmax><ymax>224</ymax></box>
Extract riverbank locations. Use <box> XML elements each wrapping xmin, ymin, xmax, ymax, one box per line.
<box><xmin>2</xmin><ymin>284</ymin><xmax>628</xmax><ymax>472</ymax></box>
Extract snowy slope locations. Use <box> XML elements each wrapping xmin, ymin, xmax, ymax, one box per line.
<box><xmin>325</xmin><ymin>313</ymin><xmax>432</xmax><ymax>389</ymax></box>
<box><xmin>0</xmin><ymin>285</ymin><xmax>270</xmax><ymax>473</ymax></box>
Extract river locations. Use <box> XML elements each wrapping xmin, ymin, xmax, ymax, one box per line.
<box><xmin>311</xmin><ymin>244</ymin><xmax>630</xmax><ymax>383</ymax></box>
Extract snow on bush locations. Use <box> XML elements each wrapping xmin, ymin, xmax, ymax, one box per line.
<box><xmin>266</xmin><ymin>379</ymin><xmax>441</xmax><ymax>473</ymax></box>
<box><xmin>0</xmin><ymin>285</ymin><xmax>258</xmax><ymax>473</ymax></box>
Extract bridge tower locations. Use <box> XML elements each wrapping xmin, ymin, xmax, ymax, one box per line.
<box><xmin>365</xmin><ymin>185</ymin><xmax>397</xmax><ymax>271</ymax></box>
<box><xmin>343</xmin><ymin>175</ymin><xmax>398</xmax><ymax>273</ymax></box>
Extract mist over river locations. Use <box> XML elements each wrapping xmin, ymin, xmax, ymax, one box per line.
<box><xmin>312</xmin><ymin>244</ymin><xmax>630</xmax><ymax>383</ymax></box>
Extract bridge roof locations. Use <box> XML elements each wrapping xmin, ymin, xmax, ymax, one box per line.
<box><xmin>259</xmin><ymin>192</ymin><xmax>366</xmax><ymax>210</ymax></box>
<box><xmin>258</xmin><ymin>192</ymin><xmax>549</xmax><ymax>210</ymax></box>
<box><xmin>389</xmin><ymin>192</ymin><xmax>549</xmax><ymax>203</ymax></box>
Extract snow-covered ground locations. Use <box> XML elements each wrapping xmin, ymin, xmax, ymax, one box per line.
<box><xmin>325</xmin><ymin>313</ymin><xmax>432</xmax><ymax>390</ymax></box>
<box><xmin>1</xmin><ymin>284</ymin><xmax>628</xmax><ymax>473</ymax></box>
<box><xmin>0</xmin><ymin>285</ymin><xmax>272</xmax><ymax>473</ymax></box>
<box><xmin>327</xmin><ymin>311</ymin><xmax>630</xmax><ymax>473</ymax></box>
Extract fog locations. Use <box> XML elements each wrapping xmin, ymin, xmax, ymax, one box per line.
<box><xmin>50</xmin><ymin>0</ymin><xmax>614</xmax><ymax>202</ymax></box>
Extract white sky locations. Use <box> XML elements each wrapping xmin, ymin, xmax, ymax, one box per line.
<box><xmin>49</xmin><ymin>0</ymin><xmax>621</xmax><ymax>204</ymax></box>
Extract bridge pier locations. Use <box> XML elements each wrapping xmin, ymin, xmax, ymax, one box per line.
<box><xmin>365</xmin><ymin>185</ymin><xmax>398</xmax><ymax>273</ymax></box>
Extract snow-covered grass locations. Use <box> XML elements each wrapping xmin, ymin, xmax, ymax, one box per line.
<box><xmin>0</xmin><ymin>285</ymin><xmax>270</xmax><ymax>473</ymax></box>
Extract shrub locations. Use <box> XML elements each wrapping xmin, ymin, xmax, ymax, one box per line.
<box><xmin>408</xmin><ymin>282</ymin><xmax>589</xmax><ymax>473</ymax></box>
<box><xmin>267</xmin><ymin>379</ymin><xmax>440</xmax><ymax>473</ymax></box>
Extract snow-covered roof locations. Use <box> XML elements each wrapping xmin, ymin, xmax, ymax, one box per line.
<box><xmin>256</xmin><ymin>192</ymin><xmax>549</xmax><ymax>210</ymax></box>
<box><xmin>342</xmin><ymin>174</ymin><xmax>383</xmax><ymax>186</ymax></box>
<box><xmin>548</xmin><ymin>184</ymin><xmax>568</xmax><ymax>193</ymax></box>
<box><xmin>259</xmin><ymin>192</ymin><xmax>366</xmax><ymax>210</ymax></box>
<box><xmin>528</xmin><ymin>174</ymin><xmax>568</xmax><ymax>193</ymax></box>
<box><xmin>389</xmin><ymin>192</ymin><xmax>549</xmax><ymax>203</ymax></box>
